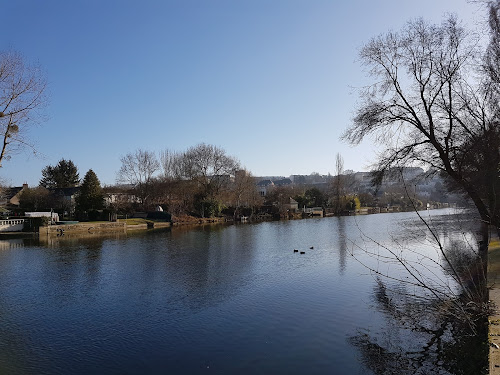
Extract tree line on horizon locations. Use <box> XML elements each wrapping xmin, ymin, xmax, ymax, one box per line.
<box><xmin>15</xmin><ymin>143</ymin><xmax>456</xmax><ymax>222</ymax></box>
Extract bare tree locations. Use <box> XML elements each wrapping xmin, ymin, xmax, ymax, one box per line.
<box><xmin>228</xmin><ymin>169</ymin><xmax>261</xmax><ymax>219</ymax></box>
<box><xmin>158</xmin><ymin>145</ymin><xmax>243</xmax><ymax>217</ymax></box>
<box><xmin>159</xmin><ymin>149</ymin><xmax>183</xmax><ymax>179</ymax></box>
<box><xmin>342</xmin><ymin>14</ymin><xmax>494</xmax><ymax>366</ymax></box>
<box><xmin>117</xmin><ymin>149</ymin><xmax>160</xmax><ymax>207</ymax></box>
<box><xmin>0</xmin><ymin>51</ymin><xmax>47</xmax><ymax>167</ymax></box>
<box><xmin>343</xmin><ymin>15</ymin><xmax>500</xmax><ymax>234</ymax></box>
<box><xmin>333</xmin><ymin>153</ymin><xmax>344</xmax><ymax>214</ymax></box>
<box><xmin>485</xmin><ymin>1</ymin><xmax>500</xmax><ymax>94</ymax></box>
<box><xmin>181</xmin><ymin>143</ymin><xmax>240</xmax><ymax>201</ymax></box>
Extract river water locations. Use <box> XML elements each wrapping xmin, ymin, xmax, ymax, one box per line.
<box><xmin>0</xmin><ymin>209</ymin><xmax>486</xmax><ymax>374</ymax></box>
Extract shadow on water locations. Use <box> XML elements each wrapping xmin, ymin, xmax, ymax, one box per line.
<box><xmin>348</xmin><ymin>211</ymin><xmax>489</xmax><ymax>375</ymax></box>
<box><xmin>350</xmin><ymin>279</ymin><xmax>488</xmax><ymax>375</ymax></box>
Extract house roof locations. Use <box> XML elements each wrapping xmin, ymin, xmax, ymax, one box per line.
<box><xmin>50</xmin><ymin>187</ymin><xmax>80</xmax><ymax>196</ymax></box>
<box><xmin>257</xmin><ymin>179</ymin><xmax>274</xmax><ymax>187</ymax></box>
<box><xmin>3</xmin><ymin>187</ymin><xmax>24</xmax><ymax>201</ymax></box>
<box><xmin>274</xmin><ymin>178</ymin><xmax>292</xmax><ymax>186</ymax></box>
<box><xmin>1</xmin><ymin>185</ymin><xmax>29</xmax><ymax>208</ymax></box>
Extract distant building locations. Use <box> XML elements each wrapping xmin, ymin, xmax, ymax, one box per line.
<box><xmin>257</xmin><ymin>179</ymin><xmax>274</xmax><ymax>197</ymax></box>
<box><xmin>0</xmin><ymin>183</ymin><xmax>29</xmax><ymax>212</ymax></box>
<box><xmin>283</xmin><ymin>197</ymin><xmax>298</xmax><ymax>212</ymax></box>
<box><xmin>273</xmin><ymin>178</ymin><xmax>292</xmax><ymax>187</ymax></box>
<box><xmin>49</xmin><ymin>187</ymin><xmax>80</xmax><ymax>216</ymax></box>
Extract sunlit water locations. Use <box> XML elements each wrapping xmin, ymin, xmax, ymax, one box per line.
<box><xmin>0</xmin><ymin>209</ymin><xmax>483</xmax><ymax>374</ymax></box>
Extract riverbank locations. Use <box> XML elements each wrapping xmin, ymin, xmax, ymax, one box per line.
<box><xmin>0</xmin><ymin>207</ymin><xmax>462</xmax><ymax>238</ymax></box>
<box><xmin>489</xmin><ymin>229</ymin><xmax>500</xmax><ymax>374</ymax></box>
<box><xmin>36</xmin><ymin>219</ymin><xmax>172</xmax><ymax>238</ymax></box>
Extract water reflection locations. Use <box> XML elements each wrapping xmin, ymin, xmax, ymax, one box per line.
<box><xmin>348</xmin><ymin>210</ymin><xmax>488</xmax><ymax>375</ymax></box>
<box><xmin>0</xmin><ymin>209</ymin><xmax>486</xmax><ymax>374</ymax></box>
<box><xmin>0</xmin><ymin>238</ymin><xmax>25</xmax><ymax>249</ymax></box>
<box><xmin>336</xmin><ymin>217</ymin><xmax>348</xmax><ymax>275</ymax></box>
<box><xmin>350</xmin><ymin>278</ymin><xmax>488</xmax><ymax>375</ymax></box>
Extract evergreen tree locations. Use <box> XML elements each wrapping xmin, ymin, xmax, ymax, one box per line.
<box><xmin>40</xmin><ymin>159</ymin><xmax>80</xmax><ymax>188</ymax></box>
<box><xmin>76</xmin><ymin>169</ymin><xmax>104</xmax><ymax>213</ymax></box>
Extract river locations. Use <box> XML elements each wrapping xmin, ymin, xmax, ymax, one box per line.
<box><xmin>0</xmin><ymin>209</ymin><xmax>487</xmax><ymax>374</ymax></box>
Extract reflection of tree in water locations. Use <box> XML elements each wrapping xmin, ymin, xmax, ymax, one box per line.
<box><xmin>337</xmin><ymin>217</ymin><xmax>347</xmax><ymax>274</ymax></box>
<box><xmin>350</xmin><ymin>278</ymin><xmax>488</xmax><ymax>375</ymax></box>
<box><xmin>347</xmin><ymin>210</ymin><xmax>490</xmax><ymax>374</ymax></box>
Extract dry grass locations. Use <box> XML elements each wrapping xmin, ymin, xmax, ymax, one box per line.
<box><xmin>118</xmin><ymin>218</ymin><xmax>154</xmax><ymax>225</ymax></box>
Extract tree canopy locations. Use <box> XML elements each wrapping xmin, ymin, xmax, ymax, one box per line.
<box><xmin>116</xmin><ymin>149</ymin><xmax>160</xmax><ymax>206</ymax></box>
<box><xmin>39</xmin><ymin>159</ymin><xmax>80</xmax><ymax>189</ymax></box>
<box><xmin>343</xmin><ymin>13</ymin><xmax>500</xmax><ymax>228</ymax></box>
<box><xmin>159</xmin><ymin>143</ymin><xmax>241</xmax><ymax>217</ymax></box>
<box><xmin>19</xmin><ymin>187</ymin><xmax>53</xmax><ymax>212</ymax></box>
<box><xmin>76</xmin><ymin>169</ymin><xmax>104</xmax><ymax>213</ymax></box>
<box><xmin>0</xmin><ymin>50</ymin><xmax>47</xmax><ymax>167</ymax></box>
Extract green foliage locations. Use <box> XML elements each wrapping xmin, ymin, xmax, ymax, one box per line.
<box><xmin>358</xmin><ymin>193</ymin><xmax>375</xmax><ymax>207</ymax></box>
<box><xmin>345</xmin><ymin>196</ymin><xmax>361</xmax><ymax>211</ymax></box>
<box><xmin>293</xmin><ymin>194</ymin><xmax>308</xmax><ymax>209</ymax></box>
<box><xmin>194</xmin><ymin>194</ymin><xmax>224</xmax><ymax>218</ymax></box>
<box><xmin>146</xmin><ymin>211</ymin><xmax>172</xmax><ymax>222</ymax></box>
<box><xmin>19</xmin><ymin>187</ymin><xmax>54</xmax><ymax>211</ymax></box>
<box><xmin>75</xmin><ymin>169</ymin><xmax>104</xmax><ymax>215</ymax></box>
<box><xmin>24</xmin><ymin>216</ymin><xmax>50</xmax><ymax>231</ymax></box>
<box><xmin>304</xmin><ymin>188</ymin><xmax>325</xmax><ymax>207</ymax></box>
<box><xmin>40</xmin><ymin>159</ymin><xmax>80</xmax><ymax>188</ymax></box>
<box><xmin>294</xmin><ymin>188</ymin><xmax>326</xmax><ymax>208</ymax></box>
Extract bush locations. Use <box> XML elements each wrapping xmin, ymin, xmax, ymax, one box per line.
<box><xmin>194</xmin><ymin>198</ymin><xmax>224</xmax><ymax>218</ymax></box>
<box><xmin>146</xmin><ymin>211</ymin><xmax>172</xmax><ymax>222</ymax></box>
<box><xmin>24</xmin><ymin>216</ymin><xmax>50</xmax><ymax>232</ymax></box>
<box><xmin>88</xmin><ymin>210</ymin><xmax>100</xmax><ymax>221</ymax></box>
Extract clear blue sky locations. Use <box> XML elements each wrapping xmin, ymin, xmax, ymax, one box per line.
<box><xmin>0</xmin><ymin>0</ymin><xmax>484</xmax><ymax>186</ymax></box>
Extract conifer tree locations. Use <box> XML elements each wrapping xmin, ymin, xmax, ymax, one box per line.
<box><xmin>39</xmin><ymin>159</ymin><xmax>80</xmax><ymax>188</ymax></box>
<box><xmin>76</xmin><ymin>169</ymin><xmax>103</xmax><ymax>213</ymax></box>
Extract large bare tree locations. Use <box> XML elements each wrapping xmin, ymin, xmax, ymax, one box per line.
<box><xmin>180</xmin><ymin>143</ymin><xmax>240</xmax><ymax>200</ymax></box>
<box><xmin>117</xmin><ymin>149</ymin><xmax>160</xmax><ymax>207</ymax></box>
<box><xmin>228</xmin><ymin>169</ymin><xmax>261</xmax><ymax>219</ymax></box>
<box><xmin>0</xmin><ymin>51</ymin><xmax>47</xmax><ymax>167</ymax></box>
<box><xmin>343</xmin><ymin>15</ymin><xmax>500</xmax><ymax>232</ymax></box>
<box><xmin>159</xmin><ymin>145</ymin><xmax>245</xmax><ymax>217</ymax></box>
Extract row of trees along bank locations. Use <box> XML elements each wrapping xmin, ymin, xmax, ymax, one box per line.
<box><xmin>18</xmin><ymin>148</ymin><xmax>448</xmax><ymax>222</ymax></box>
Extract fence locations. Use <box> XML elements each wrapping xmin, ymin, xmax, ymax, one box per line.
<box><xmin>0</xmin><ymin>219</ymin><xmax>25</xmax><ymax>232</ymax></box>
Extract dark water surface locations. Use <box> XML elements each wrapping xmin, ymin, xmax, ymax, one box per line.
<box><xmin>0</xmin><ymin>209</ymin><xmax>482</xmax><ymax>374</ymax></box>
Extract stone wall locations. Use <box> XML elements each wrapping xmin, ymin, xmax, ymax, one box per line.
<box><xmin>40</xmin><ymin>222</ymin><xmax>126</xmax><ymax>237</ymax></box>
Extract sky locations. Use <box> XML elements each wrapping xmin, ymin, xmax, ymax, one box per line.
<box><xmin>0</xmin><ymin>0</ymin><xmax>486</xmax><ymax>186</ymax></box>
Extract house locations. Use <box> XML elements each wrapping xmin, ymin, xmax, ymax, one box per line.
<box><xmin>273</xmin><ymin>178</ymin><xmax>292</xmax><ymax>187</ymax></box>
<box><xmin>257</xmin><ymin>179</ymin><xmax>274</xmax><ymax>197</ymax></box>
<box><xmin>50</xmin><ymin>187</ymin><xmax>80</xmax><ymax>217</ymax></box>
<box><xmin>0</xmin><ymin>183</ymin><xmax>29</xmax><ymax>212</ymax></box>
<box><xmin>283</xmin><ymin>197</ymin><xmax>298</xmax><ymax>212</ymax></box>
<box><xmin>104</xmin><ymin>191</ymin><xmax>140</xmax><ymax>206</ymax></box>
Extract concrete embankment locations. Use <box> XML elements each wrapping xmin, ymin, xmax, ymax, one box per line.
<box><xmin>38</xmin><ymin>221</ymin><xmax>171</xmax><ymax>237</ymax></box>
<box><xmin>489</xmin><ymin>230</ymin><xmax>500</xmax><ymax>374</ymax></box>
